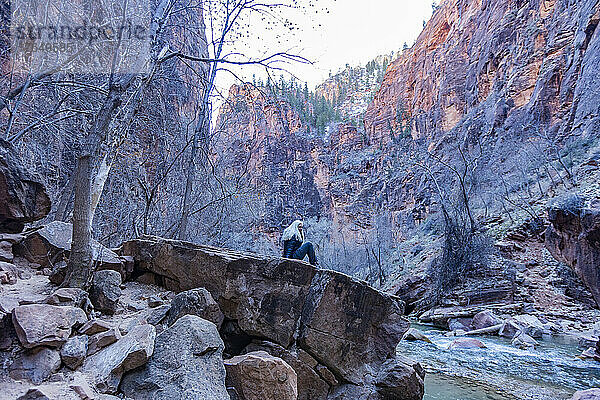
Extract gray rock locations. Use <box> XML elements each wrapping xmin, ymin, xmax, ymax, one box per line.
<box><xmin>0</xmin><ymin>240</ymin><xmax>13</xmax><ymax>262</ymax></box>
<box><xmin>87</xmin><ymin>327</ymin><xmax>121</xmax><ymax>355</ymax></box>
<box><xmin>512</xmin><ymin>332</ymin><xmax>539</xmax><ymax>350</ymax></box>
<box><xmin>0</xmin><ymin>139</ymin><xmax>51</xmax><ymax>233</ymax></box>
<box><xmin>298</xmin><ymin>270</ymin><xmax>408</xmax><ymax>385</ymax></box>
<box><xmin>499</xmin><ymin>319</ymin><xmax>522</xmax><ymax>338</ymax></box>
<box><xmin>79</xmin><ymin>319</ymin><xmax>111</xmax><ymax>335</ymax></box>
<box><xmin>167</xmin><ymin>287</ymin><xmax>224</xmax><ymax>328</ymax></box>
<box><xmin>120</xmin><ymin>315</ymin><xmax>228</xmax><ymax>400</ymax></box>
<box><xmin>470</xmin><ymin>310</ymin><xmax>501</xmax><ymax>331</ymax></box>
<box><xmin>225</xmin><ymin>351</ymin><xmax>298</xmax><ymax>400</ymax></box>
<box><xmin>147</xmin><ymin>295</ymin><xmax>163</xmax><ymax>307</ymax></box>
<box><xmin>12</xmin><ymin>304</ymin><xmax>87</xmax><ymax>348</ymax></box>
<box><xmin>375</xmin><ymin>357</ymin><xmax>425</xmax><ymax>400</ymax></box>
<box><xmin>448</xmin><ymin>317</ymin><xmax>472</xmax><ymax>332</ymax></box>
<box><xmin>89</xmin><ymin>270</ymin><xmax>122</xmax><ymax>315</ymax></box>
<box><xmin>10</xmin><ymin>347</ymin><xmax>61</xmax><ymax>384</ymax></box>
<box><xmin>513</xmin><ymin>315</ymin><xmax>546</xmax><ymax>338</ymax></box>
<box><xmin>0</xmin><ymin>261</ymin><xmax>17</xmax><ymax>284</ymax></box>
<box><xmin>61</xmin><ymin>335</ymin><xmax>89</xmax><ymax>369</ymax></box>
<box><xmin>16</xmin><ymin>221</ymin><xmax>123</xmax><ymax>271</ymax></box>
<box><xmin>44</xmin><ymin>288</ymin><xmax>88</xmax><ymax>308</ymax></box>
<box><xmin>571</xmin><ymin>388</ymin><xmax>600</xmax><ymax>400</ymax></box>
<box><xmin>402</xmin><ymin>328</ymin><xmax>432</xmax><ymax>343</ymax></box>
<box><xmin>17</xmin><ymin>388</ymin><xmax>53</xmax><ymax>400</ymax></box>
<box><xmin>244</xmin><ymin>340</ymin><xmax>330</xmax><ymax>400</ymax></box>
<box><xmin>82</xmin><ymin>324</ymin><xmax>155</xmax><ymax>394</ymax></box>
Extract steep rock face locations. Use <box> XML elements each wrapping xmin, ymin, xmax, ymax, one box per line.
<box><xmin>0</xmin><ymin>140</ymin><xmax>51</xmax><ymax>233</ymax></box>
<box><xmin>118</xmin><ymin>236</ymin><xmax>417</xmax><ymax>395</ymax></box>
<box><xmin>365</xmin><ymin>0</ymin><xmax>600</xmax><ymax>146</ymax></box>
<box><xmin>545</xmin><ymin>196</ymin><xmax>600</xmax><ymax>307</ymax></box>
<box><xmin>215</xmin><ymin>85</ymin><xmax>326</xmax><ymax>233</ymax></box>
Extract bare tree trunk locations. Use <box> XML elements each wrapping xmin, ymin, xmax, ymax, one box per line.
<box><xmin>62</xmin><ymin>154</ymin><xmax>94</xmax><ymax>288</ymax></box>
<box><xmin>178</xmin><ymin>130</ymin><xmax>197</xmax><ymax>240</ymax></box>
<box><xmin>90</xmin><ymin>153</ymin><xmax>112</xmax><ymax>224</ymax></box>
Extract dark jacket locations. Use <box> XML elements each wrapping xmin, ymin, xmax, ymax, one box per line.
<box><xmin>283</xmin><ymin>237</ymin><xmax>302</xmax><ymax>259</ymax></box>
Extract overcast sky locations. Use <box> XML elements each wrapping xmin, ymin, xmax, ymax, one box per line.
<box><xmin>289</xmin><ymin>0</ymin><xmax>433</xmax><ymax>87</ymax></box>
<box><xmin>213</xmin><ymin>0</ymin><xmax>434</xmax><ymax>103</ymax></box>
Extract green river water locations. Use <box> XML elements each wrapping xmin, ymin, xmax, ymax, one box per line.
<box><xmin>398</xmin><ymin>324</ymin><xmax>600</xmax><ymax>400</ymax></box>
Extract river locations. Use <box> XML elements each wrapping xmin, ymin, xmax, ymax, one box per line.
<box><xmin>397</xmin><ymin>324</ymin><xmax>600</xmax><ymax>400</ymax></box>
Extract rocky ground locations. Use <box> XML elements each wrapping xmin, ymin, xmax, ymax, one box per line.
<box><xmin>0</xmin><ymin>231</ymin><xmax>428</xmax><ymax>400</ymax></box>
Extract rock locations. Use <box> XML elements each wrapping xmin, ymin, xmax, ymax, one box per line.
<box><xmin>375</xmin><ymin>357</ymin><xmax>425</xmax><ymax>400</ymax></box>
<box><xmin>513</xmin><ymin>315</ymin><xmax>546</xmax><ymax>338</ymax></box>
<box><xmin>571</xmin><ymin>388</ymin><xmax>600</xmax><ymax>400</ymax></box>
<box><xmin>48</xmin><ymin>261</ymin><xmax>68</xmax><ymax>285</ymax></box>
<box><xmin>12</xmin><ymin>304</ymin><xmax>87</xmax><ymax>348</ymax></box>
<box><xmin>167</xmin><ymin>287</ymin><xmax>224</xmax><ymax>328</ymax></box>
<box><xmin>0</xmin><ymin>261</ymin><xmax>17</xmax><ymax>284</ymax></box>
<box><xmin>79</xmin><ymin>319</ymin><xmax>111</xmax><ymax>335</ymax></box>
<box><xmin>146</xmin><ymin>295</ymin><xmax>162</xmax><ymax>307</ymax></box>
<box><xmin>87</xmin><ymin>327</ymin><xmax>121</xmax><ymax>355</ymax></box>
<box><xmin>511</xmin><ymin>332</ymin><xmax>538</xmax><ymax>350</ymax></box>
<box><xmin>9</xmin><ymin>347</ymin><xmax>61</xmax><ymax>384</ymax></box>
<box><xmin>448</xmin><ymin>338</ymin><xmax>486</xmax><ymax>350</ymax></box>
<box><xmin>44</xmin><ymin>288</ymin><xmax>88</xmax><ymax>308</ymax></box>
<box><xmin>0</xmin><ymin>240</ymin><xmax>13</xmax><ymax>262</ymax></box>
<box><xmin>545</xmin><ymin>196</ymin><xmax>600</xmax><ymax>307</ymax></box>
<box><xmin>89</xmin><ymin>270</ymin><xmax>122</xmax><ymax>315</ymax></box>
<box><xmin>244</xmin><ymin>340</ymin><xmax>330</xmax><ymax>400</ymax></box>
<box><xmin>298</xmin><ymin>269</ymin><xmax>408</xmax><ymax>384</ymax></box>
<box><xmin>0</xmin><ymin>311</ymin><xmax>17</xmax><ymax>350</ymax></box>
<box><xmin>69</xmin><ymin>372</ymin><xmax>97</xmax><ymax>399</ymax></box>
<box><xmin>471</xmin><ymin>310</ymin><xmax>501</xmax><ymax>331</ymax></box>
<box><xmin>61</xmin><ymin>335</ymin><xmax>89</xmax><ymax>369</ymax></box>
<box><xmin>224</xmin><ymin>351</ymin><xmax>298</xmax><ymax>400</ymax></box>
<box><xmin>17</xmin><ymin>388</ymin><xmax>53</xmax><ymax>400</ymax></box>
<box><xmin>499</xmin><ymin>319</ymin><xmax>522</xmax><ymax>339</ymax></box>
<box><xmin>16</xmin><ymin>221</ymin><xmax>123</xmax><ymax>271</ymax></box>
<box><xmin>448</xmin><ymin>317</ymin><xmax>472</xmax><ymax>332</ymax></box>
<box><xmin>402</xmin><ymin>328</ymin><xmax>432</xmax><ymax>343</ymax></box>
<box><xmin>82</xmin><ymin>324</ymin><xmax>155</xmax><ymax>394</ymax></box>
<box><xmin>0</xmin><ymin>139</ymin><xmax>51</xmax><ymax>233</ymax></box>
<box><xmin>580</xmin><ymin>347</ymin><xmax>598</xmax><ymax>360</ymax></box>
<box><xmin>120</xmin><ymin>315</ymin><xmax>228</xmax><ymax>400</ymax></box>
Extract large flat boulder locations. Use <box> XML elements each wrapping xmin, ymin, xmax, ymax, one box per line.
<box><xmin>0</xmin><ymin>140</ymin><xmax>51</xmax><ymax>233</ymax></box>
<box><xmin>118</xmin><ymin>237</ymin><xmax>416</xmax><ymax>396</ymax></box>
<box><xmin>545</xmin><ymin>194</ymin><xmax>600</xmax><ymax>307</ymax></box>
<box><xmin>16</xmin><ymin>221</ymin><xmax>123</xmax><ymax>271</ymax></box>
<box><xmin>120</xmin><ymin>315</ymin><xmax>229</xmax><ymax>400</ymax></box>
<box><xmin>12</xmin><ymin>304</ymin><xmax>87</xmax><ymax>348</ymax></box>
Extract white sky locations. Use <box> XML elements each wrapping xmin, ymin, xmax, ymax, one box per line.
<box><xmin>287</xmin><ymin>0</ymin><xmax>434</xmax><ymax>88</ymax></box>
<box><xmin>213</xmin><ymin>0</ymin><xmax>434</xmax><ymax>104</ymax></box>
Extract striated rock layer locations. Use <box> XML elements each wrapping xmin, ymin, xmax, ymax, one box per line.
<box><xmin>365</xmin><ymin>0</ymin><xmax>600</xmax><ymax>146</ymax></box>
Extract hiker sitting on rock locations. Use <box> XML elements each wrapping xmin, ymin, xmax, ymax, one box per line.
<box><xmin>282</xmin><ymin>220</ymin><xmax>318</xmax><ymax>266</ymax></box>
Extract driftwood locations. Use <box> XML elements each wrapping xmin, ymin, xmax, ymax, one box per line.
<box><xmin>464</xmin><ymin>324</ymin><xmax>503</xmax><ymax>336</ymax></box>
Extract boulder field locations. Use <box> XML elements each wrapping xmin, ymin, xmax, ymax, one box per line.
<box><xmin>0</xmin><ymin>232</ymin><xmax>424</xmax><ymax>400</ymax></box>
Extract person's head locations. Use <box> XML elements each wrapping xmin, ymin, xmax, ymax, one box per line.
<box><xmin>282</xmin><ymin>219</ymin><xmax>304</xmax><ymax>242</ymax></box>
